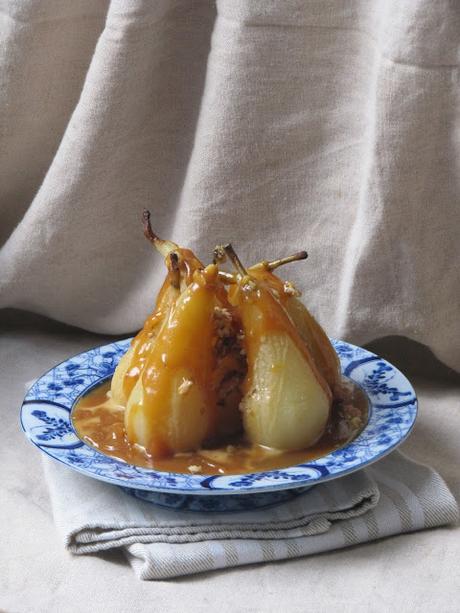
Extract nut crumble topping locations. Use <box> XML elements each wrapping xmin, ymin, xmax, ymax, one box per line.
<box><xmin>283</xmin><ymin>281</ymin><xmax>301</xmax><ymax>296</ymax></box>
<box><xmin>178</xmin><ymin>378</ymin><xmax>194</xmax><ymax>395</ymax></box>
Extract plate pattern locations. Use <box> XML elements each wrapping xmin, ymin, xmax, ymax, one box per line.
<box><xmin>21</xmin><ymin>339</ymin><xmax>417</xmax><ymax>495</ymax></box>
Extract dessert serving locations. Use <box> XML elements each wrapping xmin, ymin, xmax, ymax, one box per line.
<box><xmin>72</xmin><ymin>211</ymin><xmax>367</xmax><ymax>475</ymax></box>
<box><xmin>21</xmin><ymin>211</ymin><xmax>417</xmax><ymax>506</ymax></box>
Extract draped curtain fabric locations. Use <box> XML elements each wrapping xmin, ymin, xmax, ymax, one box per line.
<box><xmin>1</xmin><ymin>0</ymin><xmax>459</xmax><ymax>370</ymax></box>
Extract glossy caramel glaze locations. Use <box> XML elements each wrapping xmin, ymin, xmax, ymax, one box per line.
<box><xmin>72</xmin><ymin>378</ymin><xmax>368</xmax><ymax>475</ymax></box>
<box><xmin>126</xmin><ymin>265</ymin><xmax>221</xmax><ymax>456</ymax></box>
<box><xmin>120</xmin><ymin>247</ymin><xmax>203</xmax><ymax>403</ymax></box>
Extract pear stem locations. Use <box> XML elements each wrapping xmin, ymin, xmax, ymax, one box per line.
<box><xmin>169</xmin><ymin>252</ymin><xmax>180</xmax><ymax>288</ymax></box>
<box><xmin>217</xmin><ymin>271</ymin><xmax>236</xmax><ymax>284</ymax></box>
<box><xmin>223</xmin><ymin>244</ymin><xmax>248</xmax><ymax>277</ymax></box>
<box><xmin>142</xmin><ymin>209</ymin><xmax>162</xmax><ymax>245</ymax></box>
<box><xmin>264</xmin><ymin>250</ymin><xmax>308</xmax><ymax>271</ymax></box>
<box><xmin>212</xmin><ymin>245</ymin><xmax>227</xmax><ymax>265</ymax></box>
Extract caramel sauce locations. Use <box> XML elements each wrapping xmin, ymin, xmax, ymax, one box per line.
<box><xmin>122</xmin><ymin>248</ymin><xmax>203</xmax><ymax>401</ymax></box>
<box><xmin>126</xmin><ymin>265</ymin><xmax>221</xmax><ymax>456</ymax></box>
<box><xmin>72</xmin><ymin>379</ymin><xmax>368</xmax><ymax>475</ymax></box>
<box><xmin>178</xmin><ymin>247</ymin><xmax>204</xmax><ymax>285</ymax></box>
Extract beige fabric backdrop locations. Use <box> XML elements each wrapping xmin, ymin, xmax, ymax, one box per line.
<box><xmin>0</xmin><ymin>0</ymin><xmax>459</xmax><ymax>370</ymax></box>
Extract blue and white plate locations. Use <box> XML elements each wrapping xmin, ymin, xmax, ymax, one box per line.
<box><xmin>20</xmin><ymin>339</ymin><xmax>417</xmax><ymax>512</ymax></box>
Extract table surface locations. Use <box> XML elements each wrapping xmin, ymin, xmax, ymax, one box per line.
<box><xmin>1</xmin><ymin>310</ymin><xmax>459</xmax><ymax>613</ymax></box>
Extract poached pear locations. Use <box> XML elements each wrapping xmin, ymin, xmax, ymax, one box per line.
<box><xmin>111</xmin><ymin>211</ymin><xmax>203</xmax><ymax>407</ymax></box>
<box><xmin>110</xmin><ymin>213</ymin><xmax>341</xmax><ymax>459</ymax></box>
<box><xmin>125</xmin><ymin>265</ymin><xmax>221</xmax><ymax>456</ymax></box>
<box><xmin>226</xmin><ymin>248</ymin><xmax>332</xmax><ymax>450</ymax></box>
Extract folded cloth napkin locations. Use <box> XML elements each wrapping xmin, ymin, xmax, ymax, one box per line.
<box><xmin>43</xmin><ymin>452</ymin><xmax>458</xmax><ymax>580</ymax></box>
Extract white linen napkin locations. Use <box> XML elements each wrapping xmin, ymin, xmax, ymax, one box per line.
<box><xmin>43</xmin><ymin>452</ymin><xmax>458</xmax><ymax>580</ymax></box>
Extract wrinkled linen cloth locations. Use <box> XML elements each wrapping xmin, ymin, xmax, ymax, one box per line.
<box><xmin>0</xmin><ymin>0</ymin><xmax>459</xmax><ymax>370</ymax></box>
<box><xmin>44</xmin><ymin>452</ymin><xmax>458</xmax><ymax>580</ymax></box>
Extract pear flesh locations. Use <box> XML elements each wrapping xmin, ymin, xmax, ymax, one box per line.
<box><xmin>248</xmin><ymin>266</ymin><xmax>341</xmax><ymax>394</ymax></box>
<box><xmin>242</xmin><ymin>332</ymin><xmax>331</xmax><ymax>450</ymax></box>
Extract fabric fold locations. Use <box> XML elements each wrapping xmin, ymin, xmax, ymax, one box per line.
<box><xmin>43</xmin><ymin>451</ymin><xmax>458</xmax><ymax>580</ymax></box>
<box><xmin>1</xmin><ymin>0</ymin><xmax>458</xmax><ymax>370</ymax></box>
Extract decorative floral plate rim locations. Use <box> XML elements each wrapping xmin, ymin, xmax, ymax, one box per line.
<box><xmin>20</xmin><ymin>338</ymin><xmax>417</xmax><ymax>495</ymax></box>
